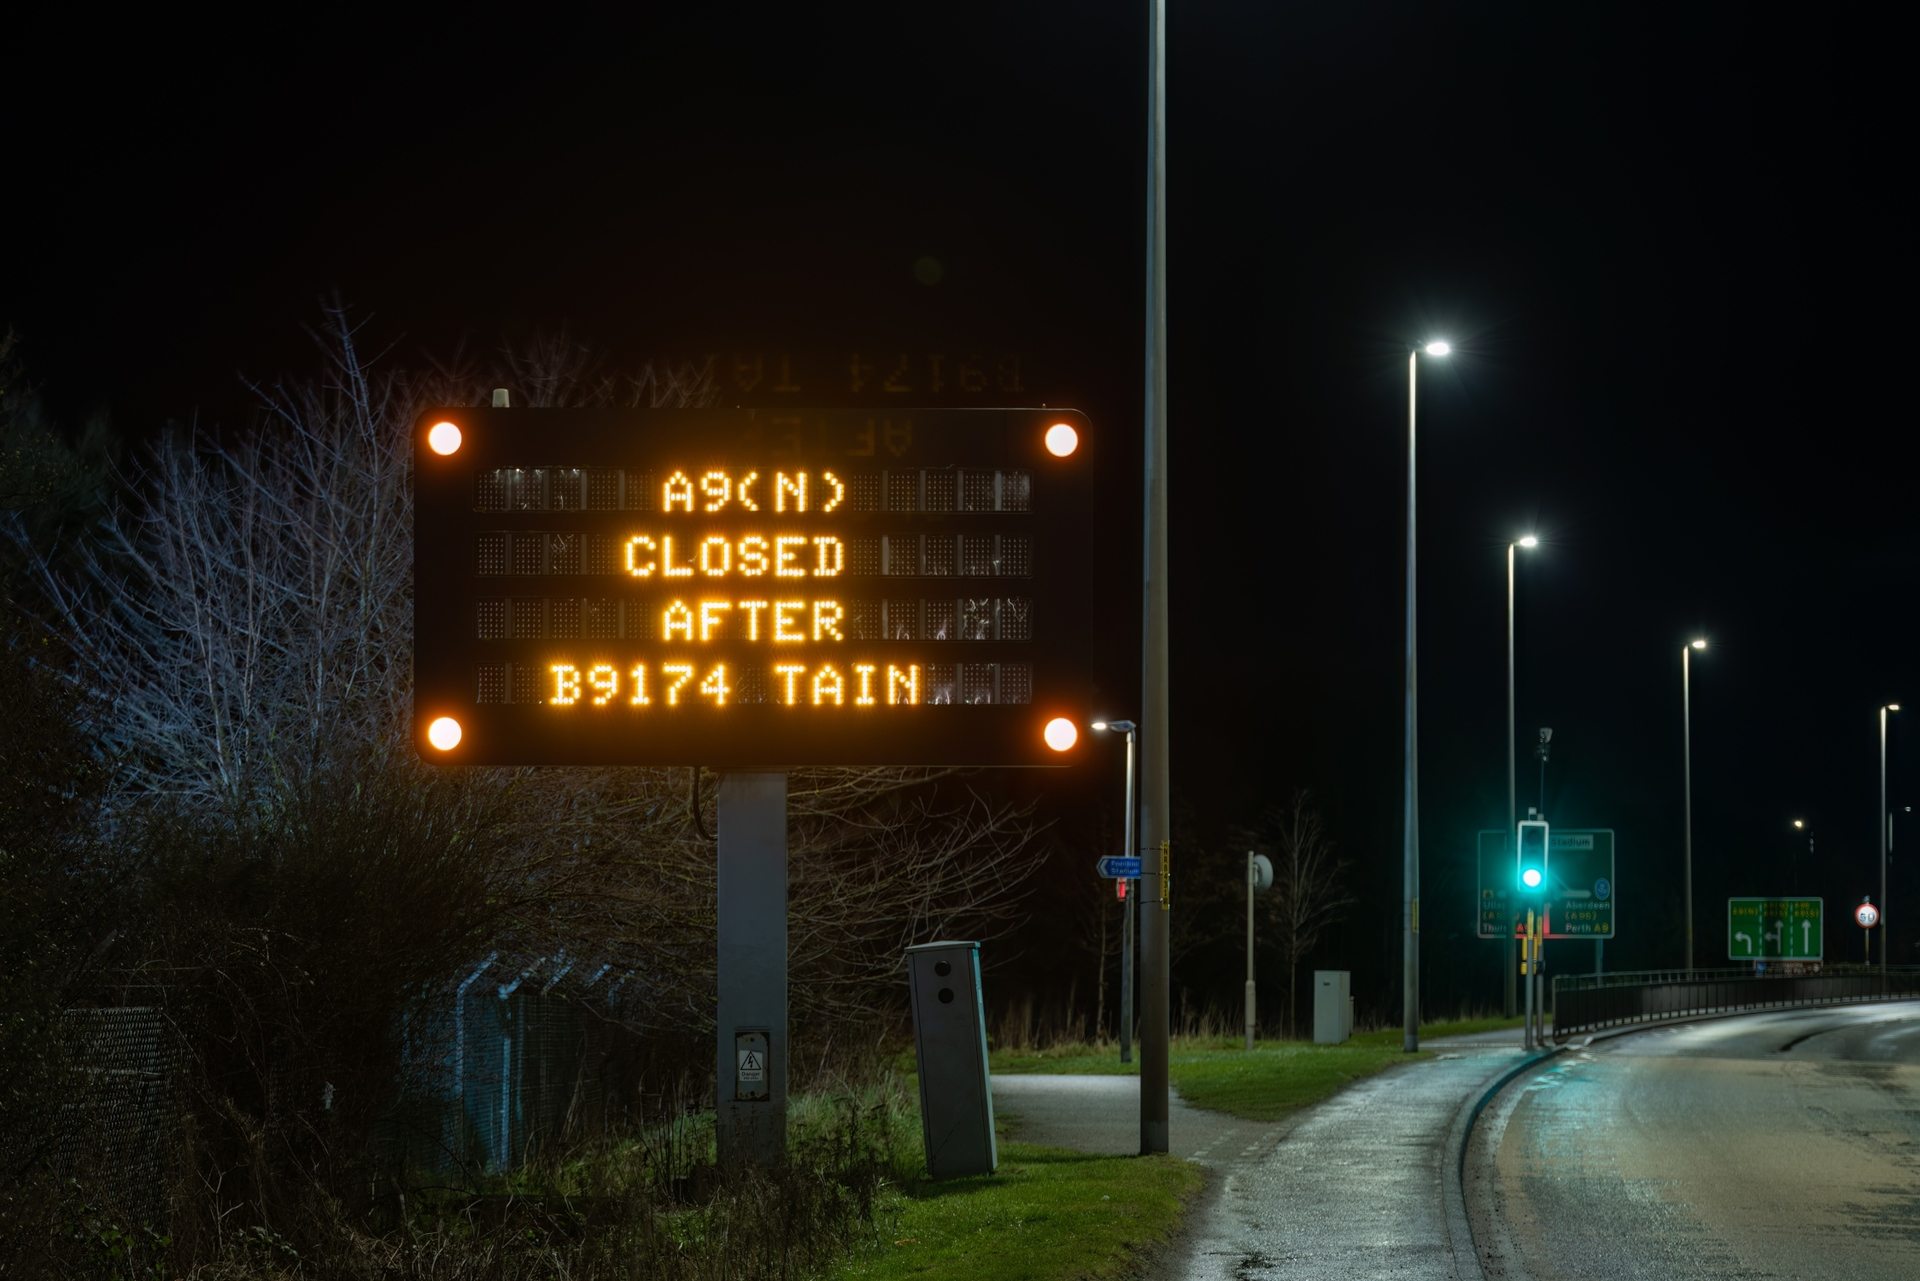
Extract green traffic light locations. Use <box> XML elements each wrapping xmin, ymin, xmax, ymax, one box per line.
<box><xmin>1521</xmin><ymin>867</ymin><xmax>1543</xmax><ymax>889</ymax></box>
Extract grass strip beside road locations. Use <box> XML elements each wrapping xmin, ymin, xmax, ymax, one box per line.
<box><xmin>990</xmin><ymin>1018</ymin><xmax>1524</xmax><ymax>1123</ymax></box>
<box><xmin>830</xmin><ymin>1142</ymin><xmax>1201</xmax><ymax>1281</ymax></box>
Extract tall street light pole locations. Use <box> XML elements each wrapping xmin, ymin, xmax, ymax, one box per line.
<box><xmin>1506</xmin><ymin>534</ymin><xmax>1538</xmax><ymax>1018</ymax></box>
<box><xmin>1138</xmin><ymin>0</ymin><xmax>1171</xmax><ymax>1156</ymax></box>
<box><xmin>1791</xmin><ymin>818</ymin><xmax>1812</xmax><ymax>888</ymax></box>
<box><xmin>1093</xmin><ymin>720</ymin><xmax>1137</xmax><ymax>1062</ymax></box>
<box><xmin>1404</xmin><ymin>339</ymin><xmax>1450</xmax><ymax>1053</ymax></box>
<box><xmin>1881</xmin><ymin>703</ymin><xmax>1900</xmax><ymax>978</ymax></box>
<box><xmin>1682</xmin><ymin>637</ymin><xmax>1707</xmax><ymax>975</ymax></box>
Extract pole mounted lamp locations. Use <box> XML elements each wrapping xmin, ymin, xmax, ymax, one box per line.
<box><xmin>1504</xmin><ymin>534</ymin><xmax>1539</xmax><ymax>1018</ymax></box>
<box><xmin>1881</xmin><ymin>703</ymin><xmax>1900</xmax><ymax>979</ymax></box>
<box><xmin>1244</xmin><ymin>851</ymin><xmax>1274</xmax><ymax>1050</ymax></box>
<box><xmin>1682</xmin><ymin>637</ymin><xmax>1708</xmax><ymax>975</ymax></box>
<box><xmin>1092</xmin><ymin>720</ymin><xmax>1138</xmax><ymax>1061</ymax></box>
<box><xmin>1403</xmin><ymin>338</ymin><xmax>1451</xmax><ymax>1053</ymax></box>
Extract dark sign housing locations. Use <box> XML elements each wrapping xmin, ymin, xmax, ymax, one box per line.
<box><xmin>413</xmin><ymin>407</ymin><xmax>1104</xmax><ymax>767</ymax></box>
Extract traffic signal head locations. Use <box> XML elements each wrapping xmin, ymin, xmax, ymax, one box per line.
<box><xmin>1517</xmin><ymin>819</ymin><xmax>1549</xmax><ymax>896</ymax></box>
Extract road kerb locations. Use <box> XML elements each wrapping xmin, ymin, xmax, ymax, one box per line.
<box><xmin>1443</xmin><ymin>1047</ymin><xmax>1564</xmax><ymax>1281</ymax></box>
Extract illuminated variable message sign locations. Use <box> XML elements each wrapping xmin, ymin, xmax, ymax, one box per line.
<box><xmin>413</xmin><ymin>407</ymin><xmax>1107</xmax><ymax>767</ymax></box>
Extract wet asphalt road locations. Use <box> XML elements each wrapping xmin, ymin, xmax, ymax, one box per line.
<box><xmin>1467</xmin><ymin>1003</ymin><xmax>1920</xmax><ymax>1281</ymax></box>
<box><xmin>994</xmin><ymin>1040</ymin><xmax>1535</xmax><ymax>1280</ymax></box>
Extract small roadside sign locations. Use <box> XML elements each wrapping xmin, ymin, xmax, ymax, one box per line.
<box><xmin>1728</xmin><ymin>897</ymin><xmax>1822</xmax><ymax>959</ymax></box>
<box><xmin>1097</xmin><ymin>856</ymin><xmax>1143</xmax><ymax>879</ymax></box>
<box><xmin>1856</xmin><ymin>902</ymin><xmax>1880</xmax><ymax>929</ymax></box>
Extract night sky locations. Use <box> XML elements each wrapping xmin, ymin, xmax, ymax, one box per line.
<box><xmin>10</xmin><ymin>5</ymin><xmax>1917</xmax><ymax>1008</ymax></box>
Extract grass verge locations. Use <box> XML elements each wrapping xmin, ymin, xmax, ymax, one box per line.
<box><xmin>830</xmin><ymin>1142</ymin><xmax>1201</xmax><ymax>1281</ymax></box>
<box><xmin>988</xmin><ymin>1017</ymin><xmax>1524</xmax><ymax>1122</ymax></box>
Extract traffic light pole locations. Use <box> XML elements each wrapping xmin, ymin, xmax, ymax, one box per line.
<box><xmin>1517</xmin><ymin>819</ymin><xmax>1549</xmax><ymax>1050</ymax></box>
<box><xmin>1524</xmin><ymin>910</ymin><xmax>1536</xmax><ymax>1051</ymax></box>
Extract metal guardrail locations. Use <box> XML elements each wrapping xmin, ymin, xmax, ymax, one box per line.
<box><xmin>1551</xmin><ymin>966</ymin><xmax>1920</xmax><ymax>1042</ymax></box>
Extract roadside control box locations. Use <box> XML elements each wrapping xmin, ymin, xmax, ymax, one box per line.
<box><xmin>906</xmin><ymin>941</ymin><xmax>997</xmax><ymax>1178</ymax></box>
<box><xmin>1314</xmin><ymin>970</ymin><xmax>1352</xmax><ymax>1043</ymax></box>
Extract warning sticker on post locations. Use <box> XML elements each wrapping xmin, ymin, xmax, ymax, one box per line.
<box><xmin>734</xmin><ymin>1028</ymin><xmax>770</xmax><ymax>1101</ymax></box>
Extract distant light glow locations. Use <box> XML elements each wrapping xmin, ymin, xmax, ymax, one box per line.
<box><xmin>1044</xmin><ymin>422</ymin><xmax>1079</xmax><ymax>458</ymax></box>
<box><xmin>1792</xmin><ymin>819</ymin><xmax>1805</xmax><ymax>830</ymax></box>
<box><xmin>1521</xmin><ymin>867</ymin><xmax>1543</xmax><ymax>889</ymax></box>
<box><xmin>1423</xmin><ymin>341</ymin><xmax>1452</xmax><ymax>357</ymax></box>
<box><xmin>1043</xmin><ymin>717</ymin><xmax>1078</xmax><ymax>752</ymax></box>
<box><xmin>1517</xmin><ymin>535</ymin><xmax>1539</xmax><ymax>549</ymax></box>
<box><xmin>427</xmin><ymin>421</ymin><xmax>463</xmax><ymax>455</ymax></box>
<box><xmin>426</xmin><ymin>717</ymin><xmax>462</xmax><ymax>750</ymax></box>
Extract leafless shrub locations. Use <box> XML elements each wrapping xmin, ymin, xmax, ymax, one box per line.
<box><xmin>4</xmin><ymin>306</ymin><xmax>1041</xmax><ymax>1267</ymax></box>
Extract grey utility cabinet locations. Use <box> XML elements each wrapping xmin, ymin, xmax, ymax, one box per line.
<box><xmin>1314</xmin><ymin>969</ymin><xmax>1352</xmax><ymax>1043</ymax></box>
<box><xmin>905</xmin><ymin>941</ymin><xmax>997</xmax><ymax>1178</ymax></box>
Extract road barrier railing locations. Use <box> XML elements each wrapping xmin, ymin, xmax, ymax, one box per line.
<box><xmin>1552</xmin><ymin>966</ymin><xmax>1920</xmax><ymax>1042</ymax></box>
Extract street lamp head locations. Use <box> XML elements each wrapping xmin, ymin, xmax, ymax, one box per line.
<box><xmin>1423</xmin><ymin>340</ymin><xmax>1452</xmax><ymax>357</ymax></box>
<box><xmin>1093</xmin><ymin>719</ymin><xmax>1136</xmax><ymax>734</ymax></box>
<box><xmin>1690</xmin><ymin>638</ymin><xmax>1708</xmax><ymax>650</ymax></box>
<box><xmin>1517</xmin><ymin>534</ymin><xmax>1539</xmax><ymax>549</ymax></box>
<box><xmin>1792</xmin><ymin>819</ymin><xmax>1805</xmax><ymax>830</ymax></box>
<box><xmin>1887</xmin><ymin>703</ymin><xmax>1901</xmax><ymax>713</ymax></box>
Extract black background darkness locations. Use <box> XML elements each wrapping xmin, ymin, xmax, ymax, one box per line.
<box><xmin>8</xmin><ymin>4</ymin><xmax>1917</xmax><ymax>1017</ymax></box>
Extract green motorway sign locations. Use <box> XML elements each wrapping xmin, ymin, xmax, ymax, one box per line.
<box><xmin>1727</xmin><ymin>897</ymin><xmax>1823</xmax><ymax>960</ymax></box>
<box><xmin>1477</xmin><ymin>828</ymin><xmax>1616</xmax><ymax>939</ymax></box>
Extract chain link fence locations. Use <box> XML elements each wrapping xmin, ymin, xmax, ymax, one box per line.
<box><xmin>390</xmin><ymin>951</ymin><xmax>646</xmax><ymax>1175</ymax></box>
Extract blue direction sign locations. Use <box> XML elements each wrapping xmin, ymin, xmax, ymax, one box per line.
<box><xmin>1097</xmin><ymin>856</ymin><xmax>1143</xmax><ymax>878</ymax></box>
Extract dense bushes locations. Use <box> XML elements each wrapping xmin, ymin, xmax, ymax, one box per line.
<box><xmin>0</xmin><ymin>315</ymin><xmax>1035</xmax><ymax>1275</ymax></box>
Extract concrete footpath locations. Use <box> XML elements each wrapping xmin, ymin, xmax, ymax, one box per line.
<box><xmin>990</xmin><ymin>1034</ymin><xmax>1537</xmax><ymax>1281</ymax></box>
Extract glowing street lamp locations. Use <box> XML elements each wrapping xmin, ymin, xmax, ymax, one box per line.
<box><xmin>1504</xmin><ymin>533</ymin><xmax>1540</xmax><ymax>1017</ymax></box>
<box><xmin>1403</xmin><ymin>339</ymin><xmax>1450</xmax><ymax>1053</ymax></box>
<box><xmin>1682</xmin><ymin>637</ymin><xmax>1708</xmax><ymax>973</ymax></box>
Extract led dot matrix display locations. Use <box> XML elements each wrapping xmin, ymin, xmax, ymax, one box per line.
<box><xmin>414</xmin><ymin>407</ymin><xmax>1105</xmax><ymax>767</ymax></box>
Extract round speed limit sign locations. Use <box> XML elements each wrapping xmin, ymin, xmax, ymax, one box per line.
<box><xmin>1856</xmin><ymin>902</ymin><xmax>1881</xmax><ymax>929</ymax></box>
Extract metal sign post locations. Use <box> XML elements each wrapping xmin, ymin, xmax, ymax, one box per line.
<box><xmin>1857</xmin><ymin>899</ymin><xmax>1880</xmax><ymax>965</ymax></box>
<box><xmin>717</xmin><ymin>772</ymin><xmax>787</xmax><ymax>1165</ymax></box>
<box><xmin>1244</xmin><ymin>852</ymin><xmax>1273</xmax><ymax>1050</ymax></box>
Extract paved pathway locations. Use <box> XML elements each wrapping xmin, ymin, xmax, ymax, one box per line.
<box><xmin>991</xmin><ymin>1044</ymin><xmax>1534</xmax><ymax>1280</ymax></box>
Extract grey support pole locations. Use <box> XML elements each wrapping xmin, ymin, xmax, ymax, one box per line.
<box><xmin>1120</xmin><ymin>725</ymin><xmax>1136</xmax><ymax>1063</ymax></box>
<box><xmin>1506</xmin><ymin>543</ymin><xmax>1518</xmax><ymax>1017</ymax></box>
<box><xmin>1881</xmin><ymin>705</ymin><xmax>1891</xmax><ymax>981</ymax></box>
<box><xmin>1139</xmin><ymin>0</ymin><xmax>1172</xmax><ymax>1156</ymax></box>
<box><xmin>1244</xmin><ymin>851</ymin><xmax>1256</xmax><ymax>1051</ymax></box>
<box><xmin>1682</xmin><ymin>645</ymin><xmax>1694</xmax><ymax>976</ymax></box>
<box><xmin>716</xmin><ymin>772</ymin><xmax>787</xmax><ymax>1165</ymax></box>
<box><xmin>1403</xmin><ymin>350</ymin><xmax>1421</xmax><ymax>1053</ymax></box>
